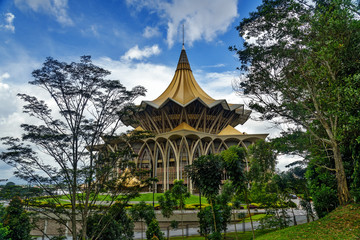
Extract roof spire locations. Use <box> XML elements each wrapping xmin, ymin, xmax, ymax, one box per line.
<box><xmin>182</xmin><ymin>24</ymin><xmax>185</xmax><ymax>50</ymax></box>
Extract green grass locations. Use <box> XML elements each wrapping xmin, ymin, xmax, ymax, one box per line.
<box><xmin>131</xmin><ymin>193</ymin><xmax>208</xmax><ymax>204</ymax></box>
<box><xmin>42</xmin><ymin>193</ymin><xmax>209</xmax><ymax>205</ymax></box>
<box><xmin>169</xmin><ymin>230</ymin><xmax>274</xmax><ymax>239</ymax></box>
<box><xmin>242</xmin><ymin>213</ymin><xmax>267</xmax><ymax>223</ymax></box>
<box><xmin>169</xmin><ymin>204</ymin><xmax>360</xmax><ymax>239</ymax></box>
<box><xmin>255</xmin><ymin>203</ymin><xmax>360</xmax><ymax>240</ymax></box>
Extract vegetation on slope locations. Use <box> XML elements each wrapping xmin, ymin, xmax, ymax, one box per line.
<box><xmin>256</xmin><ymin>204</ymin><xmax>360</xmax><ymax>240</ymax></box>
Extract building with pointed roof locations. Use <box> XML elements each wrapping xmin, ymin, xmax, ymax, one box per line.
<box><xmin>115</xmin><ymin>47</ymin><xmax>267</xmax><ymax>193</ymax></box>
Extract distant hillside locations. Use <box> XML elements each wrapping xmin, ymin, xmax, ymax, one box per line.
<box><xmin>256</xmin><ymin>204</ymin><xmax>360</xmax><ymax>240</ymax></box>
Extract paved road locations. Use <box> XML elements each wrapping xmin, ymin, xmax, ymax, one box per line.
<box><xmin>134</xmin><ymin>209</ymin><xmax>313</xmax><ymax>239</ymax></box>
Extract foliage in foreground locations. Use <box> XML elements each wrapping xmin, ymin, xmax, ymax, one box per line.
<box><xmin>256</xmin><ymin>203</ymin><xmax>360</xmax><ymax>240</ymax></box>
<box><xmin>85</xmin><ymin>202</ymin><xmax>134</xmax><ymax>240</ymax></box>
<box><xmin>169</xmin><ymin>229</ymin><xmax>274</xmax><ymax>240</ymax></box>
<box><xmin>3</xmin><ymin>196</ymin><xmax>32</xmax><ymax>240</ymax></box>
<box><xmin>232</xmin><ymin>0</ymin><xmax>360</xmax><ymax>205</ymax></box>
<box><xmin>0</xmin><ymin>56</ymin><xmax>146</xmax><ymax>240</ymax></box>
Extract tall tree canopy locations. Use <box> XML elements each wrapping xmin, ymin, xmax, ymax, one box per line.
<box><xmin>0</xmin><ymin>56</ymin><xmax>146</xmax><ymax>239</ymax></box>
<box><xmin>231</xmin><ymin>0</ymin><xmax>360</xmax><ymax>204</ymax></box>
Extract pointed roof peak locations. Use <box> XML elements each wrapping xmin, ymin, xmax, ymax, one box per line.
<box><xmin>171</xmin><ymin>122</ymin><xmax>198</xmax><ymax>132</ymax></box>
<box><xmin>148</xmin><ymin>47</ymin><xmax>215</xmax><ymax>106</ymax></box>
<box><xmin>218</xmin><ymin>125</ymin><xmax>245</xmax><ymax>136</ymax></box>
<box><xmin>176</xmin><ymin>47</ymin><xmax>191</xmax><ymax>71</ymax></box>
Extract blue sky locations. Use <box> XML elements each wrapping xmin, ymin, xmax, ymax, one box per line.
<box><xmin>0</xmin><ymin>0</ymin><xmax>294</xmax><ymax>183</ymax></box>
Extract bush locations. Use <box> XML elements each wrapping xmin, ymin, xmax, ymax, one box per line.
<box><xmin>3</xmin><ymin>196</ymin><xmax>32</xmax><ymax>240</ymax></box>
<box><xmin>86</xmin><ymin>203</ymin><xmax>134</xmax><ymax>240</ymax></box>
<box><xmin>146</xmin><ymin>218</ymin><xmax>164</xmax><ymax>240</ymax></box>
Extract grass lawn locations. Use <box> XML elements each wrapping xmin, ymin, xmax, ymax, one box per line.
<box><xmin>169</xmin><ymin>230</ymin><xmax>274</xmax><ymax>239</ymax></box>
<box><xmin>243</xmin><ymin>213</ymin><xmax>267</xmax><ymax>223</ymax></box>
<box><xmin>255</xmin><ymin>203</ymin><xmax>360</xmax><ymax>240</ymax></box>
<box><xmin>56</xmin><ymin>193</ymin><xmax>209</xmax><ymax>204</ymax></box>
<box><xmin>131</xmin><ymin>193</ymin><xmax>208</xmax><ymax>204</ymax></box>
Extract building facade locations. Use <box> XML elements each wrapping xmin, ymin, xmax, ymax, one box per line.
<box><xmin>111</xmin><ymin>47</ymin><xmax>267</xmax><ymax>193</ymax></box>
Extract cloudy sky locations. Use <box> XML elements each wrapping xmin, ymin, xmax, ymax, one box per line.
<box><xmin>0</xmin><ymin>0</ymin><xmax>296</xmax><ymax>183</ymax></box>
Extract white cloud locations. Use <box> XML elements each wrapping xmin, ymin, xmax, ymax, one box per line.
<box><xmin>121</xmin><ymin>45</ymin><xmax>161</xmax><ymax>61</ymax></box>
<box><xmin>202</xmin><ymin>63</ymin><xmax>225</xmax><ymax>68</ymax></box>
<box><xmin>127</xmin><ymin>0</ymin><xmax>239</xmax><ymax>48</ymax></box>
<box><xmin>143</xmin><ymin>26</ymin><xmax>161</xmax><ymax>38</ymax></box>
<box><xmin>0</xmin><ymin>73</ymin><xmax>10</xmax><ymax>90</ymax></box>
<box><xmin>95</xmin><ymin>56</ymin><xmax>172</xmax><ymax>103</ymax></box>
<box><xmin>14</xmin><ymin>0</ymin><xmax>73</xmax><ymax>26</ymax></box>
<box><xmin>0</xmin><ymin>13</ymin><xmax>15</xmax><ymax>33</ymax></box>
<box><xmin>0</xmin><ymin>73</ymin><xmax>18</xmax><ymax>119</ymax></box>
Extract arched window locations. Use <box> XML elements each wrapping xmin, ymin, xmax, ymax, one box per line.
<box><xmin>138</xmin><ymin>147</ymin><xmax>151</xmax><ymax>181</ymax></box>
<box><xmin>166</xmin><ymin>146</ymin><xmax>177</xmax><ymax>188</ymax></box>
<box><xmin>179</xmin><ymin>145</ymin><xmax>189</xmax><ymax>182</ymax></box>
<box><xmin>155</xmin><ymin>148</ymin><xmax>164</xmax><ymax>192</ymax></box>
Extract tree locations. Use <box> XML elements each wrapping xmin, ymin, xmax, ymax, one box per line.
<box><xmin>3</xmin><ymin>196</ymin><xmax>32</xmax><ymax>240</ymax></box>
<box><xmin>215</xmin><ymin>181</ymin><xmax>233</xmax><ymax>238</ymax></box>
<box><xmin>157</xmin><ymin>180</ymin><xmax>189</xmax><ymax>239</ymax></box>
<box><xmin>170</xmin><ymin>180</ymin><xmax>190</xmax><ymax>239</ymax></box>
<box><xmin>0</xmin><ymin>223</ymin><xmax>10</xmax><ymax>240</ymax></box>
<box><xmin>86</xmin><ymin>202</ymin><xmax>134</xmax><ymax>240</ymax></box>
<box><xmin>130</xmin><ymin>201</ymin><xmax>155</xmax><ymax>240</ymax></box>
<box><xmin>158</xmin><ymin>191</ymin><xmax>177</xmax><ymax>219</ymax></box>
<box><xmin>231</xmin><ymin>0</ymin><xmax>360</xmax><ymax>205</ymax></box>
<box><xmin>185</xmin><ymin>154</ymin><xmax>223</xmax><ymax>236</ymax></box>
<box><xmin>0</xmin><ymin>183</ymin><xmax>44</xmax><ymax>200</ymax></box>
<box><xmin>145</xmin><ymin>218</ymin><xmax>164</xmax><ymax>240</ymax></box>
<box><xmin>0</xmin><ymin>204</ymin><xmax>10</xmax><ymax>240</ymax></box>
<box><xmin>221</xmin><ymin>146</ymin><xmax>256</xmax><ymax>239</ymax></box>
<box><xmin>248</xmin><ymin>140</ymin><xmax>277</xmax><ymax>183</ymax></box>
<box><xmin>0</xmin><ymin>56</ymin><xmax>146</xmax><ymax>239</ymax></box>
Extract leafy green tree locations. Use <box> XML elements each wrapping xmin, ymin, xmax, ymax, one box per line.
<box><xmin>158</xmin><ymin>191</ymin><xmax>176</xmax><ymax>219</ymax></box>
<box><xmin>197</xmin><ymin>205</ymin><xmax>224</xmax><ymax>240</ymax></box>
<box><xmin>0</xmin><ymin>223</ymin><xmax>10</xmax><ymax>240</ymax></box>
<box><xmin>306</xmin><ymin>159</ymin><xmax>339</xmax><ymax>218</ymax></box>
<box><xmin>130</xmin><ymin>201</ymin><xmax>155</xmax><ymax>240</ymax></box>
<box><xmin>186</xmin><ymin>154</ymin><xmax>223</xmax><ymax>235</ymax></box>
<box><xmin>0</xmin><ymin>204</ymin><xmax>10</xmax><ymax>240</ymax></box>
<box><xmin>0</xmin><ymin>183</ymin><xmax>44</xmax><ymax>200</ymax></box>
<box><xmin>0</xmin><ymin>204</ymin><xmax>5</xmax><ymax>221</ymax></box>
<box><xmin>170</xmin><ymin>180</ymin><xmax>190</xmax><ymax>239</ymax></box>
<box><xmin>272</xmin><ymin>130</ymin><xmax>337</xmax><ymax>218</ymax></box>
<box><xmin>221</xmin><ymin>146</ymin><xmax>256</xmax><ymax>238</ymax></box>
<box><xmin>3</xmin><ymin>196</ymin><xmax>32</xmax><ymax>240</ymax></box>
<box><xmin>248</xmin><ymin>140</ymin><xmax>277</xmax><ymax>183</ymax></box>
<box><xmin>157</xmin><ymin>180</ymin><xmax>189</xmax><ymax>239</ymax></box>
<box><xmin>86</xmin><ymin>202</ymin><xmax>134</xmax><ymax>240</ymax></box>
<box><xmin>145</xmin><ymin>177</ymin><xmax>159</xmax><ymax>208</ymax></box>
<box><xmin>0</xmin><ymin>56</ymin><xmax>146</xmax><ymax>240</ymax></box>
<box><xmin>197</xmin><ymin>207</ymin><xmax>213</xmax><ymax>238</ymax></box>
<box><xmin>145</xmin><ymin>218</ymin><xmax>164</xmax><ymax>240</ymax></box>
<box><xmin>231</xmin><ymin>0</ymin><xmax>360</xmax><ymax>205</ymax></box>
<box><xmin>215</xmin><ymin>181</ymin><xmax>233</xmax><ymax>238</ymax></box>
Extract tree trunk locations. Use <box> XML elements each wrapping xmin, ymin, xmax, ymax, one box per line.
<box><xmin>291</xmin><ymin>208</ymin><xmax>297</xmax><ymax>226</ymax></box>
<box><xmin>210</xmin><ymin>199</ymin><xmax>217</xmax><ymax>233</ymax></box>
<box><xmin>245</xmin><ymin>191</ymin><xmax>255</xmax><ymax>239</ymax></box>
<box><xmin>71</xmin><ymin>186</ymin><xmax>77</xmax><ymax>240</ymax></box>
<box><xmin>181</xmin><ymin>207</ymin><xmax>184</xmax><ymax>239</ymax></box>
<box><xmin>333</xmin><ymin>144</ymin><xmax>350</xmax><ymax>205</ymax></box>
<box><xmin>233</xmin><ymin>210</ymin><xmax>238</xmax><ymax>240</ymax></box>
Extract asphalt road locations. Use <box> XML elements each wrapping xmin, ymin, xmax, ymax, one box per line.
<box><xmin>134</xmin><ymin>209</ymin><xmax>313</xmax><ymax>239</ymax></box>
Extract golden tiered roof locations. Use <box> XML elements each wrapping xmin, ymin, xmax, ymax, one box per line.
<box><xmin>123</xmin><ymin>47</ymin><xmax>252</xmax><ymax>134</ymax></box>
<box><xmin>140</xmin><ymin>47</ymin><xmax>249</xmax><ymax>114</ymax></box>
<box><xmin>147</xmin><ymin>46</ymin><xmax>215</xmax><ymax>107</ymax></box>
